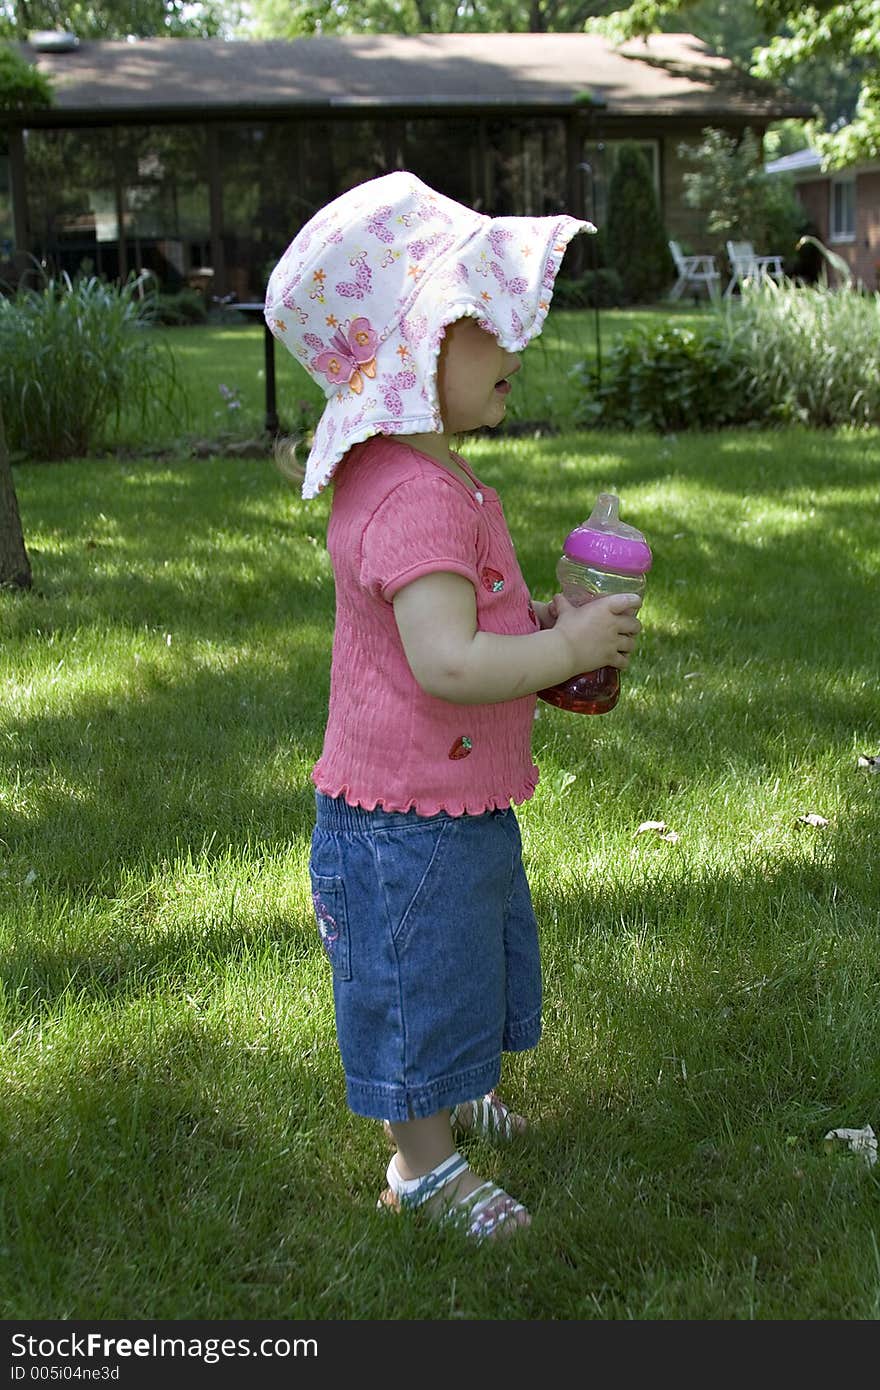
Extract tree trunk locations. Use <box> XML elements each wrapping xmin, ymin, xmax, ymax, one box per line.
<box><xmin>0</xmin><ymin>402</ymin><xmax>32</xmax><ymax>591</ymax></box>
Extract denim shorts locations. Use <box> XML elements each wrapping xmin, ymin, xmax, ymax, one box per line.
<box><xmin>309</xmin><ymin>792</ymin><xmax>542</xmax><ymax>1122</ymax></box>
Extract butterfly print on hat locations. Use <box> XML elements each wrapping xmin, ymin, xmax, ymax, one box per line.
<box><xmin>400</xmin><ymin>314</ymin><xmax>428</xmax><ymax>347</ymax></box>
<box><xmin>365</xmin><ymin>205</ymin><xmax>395</xmax><ymax>244</ymax></box>
<box><xmin>414</xmin><ymin>193</ymin><xmax>452</xmax><ymax>226</ymax></box>
<box><xmin>409</xmin><ymin>232</ymin><xmax>454</xmax><ymax>261</ymax></box>
<box><xmin>487</xmin><ymin>227</ymin><xmax>513</xmax><ymax>256</ymax></box>
<box><xmin>378</xmin><ymin>369</ymin><xmax>417</xmax><ymax>417</ymax></box>
<box><xmin>437</xmin><ymin>263</ymin><xmax>470</xmax><ymax>295</ymax></box>
<box><xmin>310</xmin><ymin>317</ymin><xmax>379</xmax><ymax>394</ymax></box>
<box><xmin>336</xmin><ymin>254</ymin><xmax>373</xmax><ymax>300</ymax></box>
<box><xmin>490</xmin><ymin>261</ymin><xmax>529</xmax><ymax>295</ymax></box>
<box><xmin>542</xmin><ymin>247</ymin><xmax>568</xmax><ymax>290</ymax></box>
<box><xmin>280</xmin><ymin>289</ymin><xmax>308</xmax><ymax>324</ymax></box>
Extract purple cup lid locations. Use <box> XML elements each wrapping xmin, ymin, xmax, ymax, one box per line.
<box><xmin>563</xmin><ymin>493</ymin><xmax>652</xmax><ymax>575</ymax></box>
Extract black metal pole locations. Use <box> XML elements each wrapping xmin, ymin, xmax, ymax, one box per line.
<box><xmin>577</xmin><ymin>158</ymin><xmax>602</xmax><ymax>389</ymax></box>
<box><xmin>263</xmin><ymin>316</ymin><xmax>279</xmax><ymax>436</ymax></box>
<box><xmin>591</xmin><ymin>217</ymin><xmax>601</xmax><ymax>389</ymax></box>
<box><xmin>229</xmin><ymin>302</ymin><xmax>281</xmax><ymax>436</ymax></box>
<box><xmin>591</xmin><ymin>150</ymin><xmax>602</xmax><ymax>390</ymax></box>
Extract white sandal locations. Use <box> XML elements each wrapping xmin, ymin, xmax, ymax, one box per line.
<box><xmin>378</xmin><ymin>1150</ymin><xmax>529</xmax><ymax>1242</ymax></box>
<box><xmin>451</xmin><ymin>1091</ymin><xmax>527</xmax><ymax>1140</ymax></box>
<box><xmin>382</xmin><ymin>1091</ymin><xmax>526</xmax><ymax>1148</ymax></box>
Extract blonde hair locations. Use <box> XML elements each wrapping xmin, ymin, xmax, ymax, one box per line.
<box><xmin>273</xmin><ymin>434</ymin><xmax>306</xmax><ymax>486</ymax></box>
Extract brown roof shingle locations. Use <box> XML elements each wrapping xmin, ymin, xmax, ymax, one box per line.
<box><xmin>19</xmin><ymin>32</ymin><xmax>808</xmax><ymax>125</ymax></box>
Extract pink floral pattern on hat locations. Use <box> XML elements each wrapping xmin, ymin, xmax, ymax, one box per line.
<box><xmin>264</xmin><ymin>172</ymin><xmax>593</xmax><ymax>498</ymax></box>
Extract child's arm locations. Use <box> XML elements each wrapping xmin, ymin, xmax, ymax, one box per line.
<box><xmin>393</xmin><ymin>571</ymin><xmax>641</xmax><ymax>706</ymax></box>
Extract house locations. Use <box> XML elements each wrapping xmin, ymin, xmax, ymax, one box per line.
<box><xmin>765</xmin><ymin>146</ymin><xmax>880</xmax><ymax>291</ymax></box>
<box><xmin>2</xmin><ymin>31</ymin><xmax>807</xmax><ymax>298</ymax></box>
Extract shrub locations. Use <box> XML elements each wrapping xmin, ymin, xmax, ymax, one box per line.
<box><xmin>551</xmin><ymin>268</ymin><xmax>625</xmax><ymax>309</ymax></box>
<box><xmin>678</xmin><ymin>127</ymin><xmax>809</xmax><ymax>266</ymax></box>
<box><xmin>577</xmin><ymin>280</ymin><xmax>880</xmax><ymax>432</ymax></box>
<box><xmin>0</xmin><ymin>272</ymin><xmax>183</xmax><ymax>459</ymax></box>
<box><xmin>0</xmin><ymin>43</ymin><xmax>53</xmax><ymax>115</ymax></box>
<box><xmin>578</xmin><ymin>321</ymin><xmax>754</xmax><ymax>431</ymax></box>
<box><xmin>149</xmin><ymin>289</ymin><xmax>209</xmax><ymax>326</ymax></box>
<box><xmin>604</xmin><ymin>144</ymin><xmax>675</xmax><ymax>304</ymax></box>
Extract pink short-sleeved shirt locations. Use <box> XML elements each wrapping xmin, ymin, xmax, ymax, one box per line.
<box><xmin>312</xmin><ymin>436</ymin><xmax>541</xmax><ymax>816</ymax></box>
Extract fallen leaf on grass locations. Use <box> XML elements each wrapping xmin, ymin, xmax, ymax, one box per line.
<box><xmin>796</xmin><ymin>813</ymin><xmax>829</xmax><ymax>828</ymax></box>
<box><xmin>635</xmin><ymin>821</ymin><xmax>680</xmax><ymax>843</ymax></box>
<box><xmin>823</xmin><ymin>1125</ymin><xmax>877</xmax><ymax>1168</ymax></box>
<box><xmin>546</xmin><ymin>769</ymin><xmax>576</xmax><ymax>795</ymax></box>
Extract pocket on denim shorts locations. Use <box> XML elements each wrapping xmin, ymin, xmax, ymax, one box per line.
<box><xmin>309</xmin><ymin>872</ymin><xmax>352</xmax><ymax>980</ymax></box>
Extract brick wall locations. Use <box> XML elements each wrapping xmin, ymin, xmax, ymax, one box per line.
<box><xmin>796</xmin><ymin>172</ymin><xmax>880</xmax><ymax>290</ymax></box>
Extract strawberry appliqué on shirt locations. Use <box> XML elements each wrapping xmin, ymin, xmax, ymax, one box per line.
<box><xmin>449</xmin><ymin>736</ymin><xmax>473</xmax><ymax>760</ymax></box>
<box><xmin>481</xmin><ymin>567</ymin><xmax>505</xmax><ymax>593</ymax></box>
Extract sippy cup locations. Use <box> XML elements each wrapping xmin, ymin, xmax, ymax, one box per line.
<box><xmin>537</xmin><ymin>493</ymin><xmax>651</xmax><ymax>715</ymax></box>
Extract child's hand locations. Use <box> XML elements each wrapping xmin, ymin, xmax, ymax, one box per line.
<box><xmin>552</xmin><ymin>591</ymin><xmax>642</xmax><ymax>673</ymax></box>
<box><xmin>531</xmin><ymin>599</ymin><xmax>557</xmax><ymax>630</ymax></box>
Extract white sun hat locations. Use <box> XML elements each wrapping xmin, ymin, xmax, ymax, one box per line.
<box><xmin>264</xmin><ymin>171</ymin><xmax>594</xmax><ymax>499</ymax></box>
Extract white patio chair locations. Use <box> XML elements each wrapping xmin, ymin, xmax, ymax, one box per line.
<box><xmin>668</xmin><ymin>240</ymin><xmax>721</xmax><ymax>300</ymax></box>
<box><xmin>724</xmin><ymin>240</ymin><xmax>785</xmax><ymax>297</ymax></box>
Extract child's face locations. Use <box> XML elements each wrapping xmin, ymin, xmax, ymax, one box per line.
<box><xmin>436</xmin><ymin>317</ymin><xmax>521</xmax><ymax>436</ymax></box>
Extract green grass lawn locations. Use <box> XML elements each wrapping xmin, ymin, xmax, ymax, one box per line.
<box><xmin>117</xmin><ymin>305</ymin><xmax>710</xmax><ymax>448</ymax></box>
<box><xmin>2</xmin><ymin>377</ymin><xmax>880</xmax><ymax>1316</ymax></box>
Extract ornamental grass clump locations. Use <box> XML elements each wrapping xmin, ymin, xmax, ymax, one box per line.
<box><xmin>719</xmin><ymin>278</ymin><xmax>880</xmax><ymax>428</ymax></box>
<box><xmin>0</xmin><ymin>271</ymin><xmax>182</xmax><ymax>459</ymax></box>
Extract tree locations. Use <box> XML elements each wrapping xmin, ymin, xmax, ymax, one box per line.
<box><xmin>0</xmin><ymin>39</ymin><xmax>52</xmax><ymax>108</ymax></box>
<box><xmin>678</xmin><ymin>126</ymin><xmax>808</xmax><ymax>258</ymax></box>
<box><xmin>590</xmin><ymin>2</ymin><xmax>880</xmax><ymax>165</ymax></box>
<box><xmin>0</xmin><ymin>42</ymin><xmax>46</xmax><ymax>592</ymax></box>
<box><xmin>0</xmin><ymin>1</ymin><xmax>226</xmax><ymax>39</ymax></box>
<box><xmin>605</xmin><ymin>142</ymin><xmax>675</xmax><ymax>301</ymax></box>
<box><xmin>236</xmin><ymin>0</ymin><xmax>621</xmax><ymax>38</ymax></box>
<box><xmin>0</xmin><ymin>404</ymin><xmax>30</xmax><ymax>591</ymax></box>
<box><xmin>752</xmin><ymin>2</ymin><xmax>880</xmax><ymax>165</ymax></box>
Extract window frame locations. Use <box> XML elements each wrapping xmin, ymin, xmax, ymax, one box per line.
<box><xmin>829</xmin><ymin>175</ymin><xmax>856</xmax><ymax>244</ymax></box>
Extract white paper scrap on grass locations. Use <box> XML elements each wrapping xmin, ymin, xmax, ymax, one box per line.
<box><xmin>823</xmin><ymin>1125</ymin><xmax>877</xmax><ymax>1167</ymax></box>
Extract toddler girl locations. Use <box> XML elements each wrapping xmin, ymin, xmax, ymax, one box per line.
<box><xmin>265</xmin><ymin>172</ymin><xmax>641</xmax><ymax>1242</ymax></box>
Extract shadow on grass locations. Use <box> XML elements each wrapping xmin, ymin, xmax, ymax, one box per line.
<box><xmin>0</xmin><ymin>1015</ymin><xmax>363</xmax><ymax>1317</ymax></box>
<box><xmin>3</xmin><ymin>840</ymin><xmax>879</xmax><ymax>1318</ymax></box>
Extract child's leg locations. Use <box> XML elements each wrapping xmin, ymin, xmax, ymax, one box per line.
<box><xmin>382</xmin><ymin>1092</ymin><xmax>527</xmax><ymax>1149</ymax></box>
<box><xmin>384</xmin><ymin>1112</ymin><xmax>530</xmax><ymax>1235</ymax></box>
<box><xmin>386</xmin><ymin>1112</ymin><xmax>459</xmax><ymax>1185</ymax></box>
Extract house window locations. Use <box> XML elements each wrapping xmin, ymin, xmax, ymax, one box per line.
<box><xmin>830</xmin><ymin>177</ymin><xmax>855</xmax><ymax>242</ymax></box>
